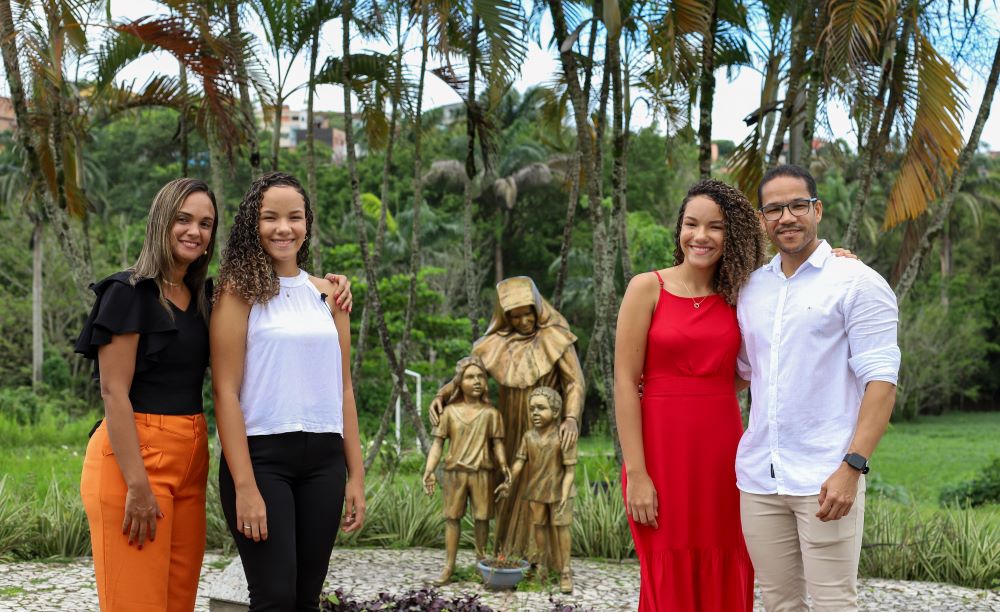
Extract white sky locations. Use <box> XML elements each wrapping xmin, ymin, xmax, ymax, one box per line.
<box><xmin>8</xmin><ymin>0</ymin><xmax>1000</xmax><ymax>150</ymax></box>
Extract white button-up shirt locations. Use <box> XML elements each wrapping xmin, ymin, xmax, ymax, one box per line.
<box><xmin>735</xmin><ymin>240</ymin><xmax>900</xmax><ymax>496</ymax></box>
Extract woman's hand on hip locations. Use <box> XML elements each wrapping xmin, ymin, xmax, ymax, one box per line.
<box><xmin>236</xmin><ymin>486</ymin><xmax>268</xmax><ymax>542</ymax></box>
<box><xmin>122</xmin><ymin>483</ymin><xmax>163</xmax><ymax>549</ymax></box>
<box><xmin>625</xmin><ymin>471</ymin><xmax>659</xmax><ymax>529</ymax></box>
<box><xmin>341</xmin><ymin>477</ymin><xmax>366</xmax><ymax>533</ymax></box>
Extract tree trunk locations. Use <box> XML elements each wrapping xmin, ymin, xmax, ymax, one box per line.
<box><xmin>352</xmin><ymin>79</ymin><xmax>398</xmax><ymax>389</ymax></box>
<box><xmin>306</xmin><ymin>0</ymin><xmax>324</xmax><ymax>272</ymax></box>
<box><xmin>698</xmin><ymin>1</ymin><xmax>717</xmax><ymax>178</ymax></box>
<box><xmin>619</xmin><ymin>44</ymin><xmax>633</xmax><ymax>282</ymax></box>
<box><xmin>549</xmin><ymin>0</ymin><xmax>619</xmax><ymax>463</ymax></box>
<box><xmin>843</xmin><ymin>19</ymin><xmax>909</xmax><ymax>250</ymax></box>
<box><xmin>551</xmin><ymin>153</ymin><xmax>580</xmax><ymax>311</ymax></box>
<box><xmin>209</xmin><ymin>140</ymin><xmax>227</xmax><ymax>243</ymax></box>
<box><xmin>361</xmin><ymin>5</ymin><xmax>432</xmax><ymax>467</ymax></box>
<box><xmin>612</xmin><ymin>35</ymin><xmax>633</xmax><ymax>284</ymax></box>
<box><xmin>227</xmin><ymin>0</ymin><xmax>261</xmax><ymax>176</ymax></box>
<box><xmin>0</xmin><ymin>0</ymin><xmax>90</xmax><ymax>298</ymax></box>
<box><xmin>939</xmin><ymin>218</ymin><xmax>951</xmax><ymax>308</ymax></box>
<box><xmin>32</xmin><ymin>217</ymin><xmax>43</xmax><ymax>389</ymax></box>
<box><xmin>766</xmin><ymin>6</ymin><xmax>811</xmax><ymax>168</ymax></box>
<box><xmin>342</xmin><ymin>0</ymin><xmax>429</xmax><ymax>453</ymax></box>
<box><xmin>271</xmin><ymin>94</ymin><xmax>283</xmax><ymax>171</ymax></box>
<box><xmin>894</xmin><ymin>36</ymin><xmax>1000</xmax><ymax>303</ymax></box>
<box><xmin>179</xmin><ymin>58</ymin><xmax>189</xmax><ymax>177</ymax></box>
<box><xmin>462</xmin><ymin>13</ymin><xmax>482</xmax><ymax>340</ymax></box>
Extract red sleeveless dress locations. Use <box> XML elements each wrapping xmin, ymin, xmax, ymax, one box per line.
<box><xmin>622</xmin><ymin>271</ymin><xmax>753</xmax><ymax>611</ymax></box>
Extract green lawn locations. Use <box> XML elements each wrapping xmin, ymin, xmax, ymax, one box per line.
<box><xmin>873</xmin><ymin>411</ymin><xmax>1000</xmax><ymax>507</ymax></box>
<box><xmin>3</xmin><ymin>410</ymin><xmax>998</xmax><ymax>510</ymax></box>
<box><xmin>1</xmin><ymin>413</ymin><xmax>93</xmax><ymax>500</ymax></box>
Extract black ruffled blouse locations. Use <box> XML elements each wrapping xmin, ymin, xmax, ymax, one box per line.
<box><xmin>74</xmin><ymin>271</ymin><xmax>210</xmax><ymax>415</ymax></box>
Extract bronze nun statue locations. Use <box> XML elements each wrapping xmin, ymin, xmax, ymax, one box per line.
<box><xmin>430</xmin><ymin>276</ymin><xmax>585</xmax><ymax>561</ymax></box>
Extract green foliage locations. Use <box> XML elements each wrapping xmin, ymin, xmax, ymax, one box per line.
<box><xmin>0</xmin><ymin>477</ymin><xmax>32</xmax><ymax>560</ymax></box>
<box><xmin>861</xmin><ymin>499</ymin><xmax>1000</xmax><ymax>589</ymax></box>
<box><xmin>28</xmin><ymin>477</ymin><xmax>91</xmax><ymax>559</ymax></box>
<box><xmin>0</xmin><ymin>386</ymin><xmax>93</xmax><ymax>430</ymax></box>
<box><xmin>350</xmin><ymin>268</ymin><xmax>472</xmax><ymax>424</ymax></box>
<box><xmin>940</xmin><ymin>457</ymin><xmax>1000</xmax><ymax>509</ymax></box>
<box><xmin>895</xmin><ymin>298</ymin><xmax>995</xmax><ymax>420</ymax></box>
<box><xmin>337</xmin><ymin>479</ymin><xmax>443</xmax><ymax>548</ymax></box>
<box><xmin>360</xmin><ymin>192</ymin><xmax>398</xmax><ymax>234</ymax></box>
<box><xmin>626</xmin><ymin>211</ymin><xmax>674</xmax><ymax>273</ymax></box>
<box><xmin>570</xmin><ymin>470</ymin><xmax>634</xmax><ymax>561</ymax></box>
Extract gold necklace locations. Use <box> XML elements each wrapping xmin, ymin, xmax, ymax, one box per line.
<box><xmin>162</xmin><ymin>278</ymin><xmax>182</xmax><ymax>287</ymax></box>
<box><xmin>679</xmin><ymin>278</ymin><xmax>710</xmax><ymax>309</ymax></box>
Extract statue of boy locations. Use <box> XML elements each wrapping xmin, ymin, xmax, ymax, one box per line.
<box><xmin>423</xmin><ymin>355</ymin><xmax>511</xmax><ymax>585</ymax></box>
<box><xmin>495</xmin><ymin>386</ymin><xmax>576</xmax><ymax>593</ymax></box>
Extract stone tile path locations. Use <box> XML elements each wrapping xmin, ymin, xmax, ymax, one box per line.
<box><xmin>0</xmin><ymin>548</ymin><xmax>998</xmax><ymax>611</ymax></box>
<box><xmin>0</xmin><ymin>553</ymin><xmax>227</xmax><ymax>612</ymax></box>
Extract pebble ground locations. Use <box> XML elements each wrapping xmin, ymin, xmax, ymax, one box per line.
<box><xmin>0</xmin><ymin>548</ymin><xmax>997</xmax><ymax>611</ymax></box>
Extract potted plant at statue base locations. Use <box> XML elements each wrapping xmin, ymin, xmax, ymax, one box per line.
<box><xmin>476</xmin><ymin>555</ymin><xmax>530</xmax><ymax>590</ymax></box>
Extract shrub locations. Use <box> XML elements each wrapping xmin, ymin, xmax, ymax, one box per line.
<box><xmin>321</xmin><ymin>587</ymin><xmax>492</xmax><ymax>611</ymax></box>
<box><xmin>570</xmin><ymin>471</ymin><xmax>634</xmax><ymax>561</ymax></box>
<box><xmin>28</xmin><ymin>477</ymin><xmax>91</xmax><ymax>559</ymax></box>
<box><xmin>940</xmin><ymin>457</ymin><xmax>1000</xmax><ymax>508</ymax></box>
<box><xmin>340</xmin><ymin>479</ymin><xmax>444</xmax><ymax>548</ymax></box>
<box><xmin>895</xmin><ymin>300</ymin><xmax>994</xmax><ymax>420</ymax></box>
<box><xmin>861</xmin><ymin>499</ymin><xmax>1000</xmax><ymax>589</ymax></box>
<box><xmin>0</xmin><ymin>477</ymin><xmax>32</xmax><ymax>559</ymax></box>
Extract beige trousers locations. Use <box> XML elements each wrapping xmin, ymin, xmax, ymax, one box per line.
<box><xmin>739</xmin><ymin>479</ymin><xmax>866</xmax><ymax>612</ymax></box>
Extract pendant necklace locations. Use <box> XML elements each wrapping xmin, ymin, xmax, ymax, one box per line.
<box><xmin>679</xmin><ymin>278</ymin><xmax>709</xmax><ymax>309</ymax></box>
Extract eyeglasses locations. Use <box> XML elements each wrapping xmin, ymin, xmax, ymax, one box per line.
<box><xmin>758</xmin><ymin>198</ymin><xmax>818</xmax><ymax>221</ymax></box>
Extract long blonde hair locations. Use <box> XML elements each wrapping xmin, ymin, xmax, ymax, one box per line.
<box><xmin>132</xmin><ymin>178</ymin><xmax>218</xmax><ymax>319</ymax></box>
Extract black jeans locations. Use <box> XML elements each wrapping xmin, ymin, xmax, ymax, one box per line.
<box><xmin>220</xmin><ymin>431</ymin><xmax>346</xmax><ymax>611</ymax></box>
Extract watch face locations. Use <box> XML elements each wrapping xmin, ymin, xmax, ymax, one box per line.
<box><xmin>846</xmin><ymin>454</ymin><xmax>867</xmax><ymax>470</ymax></box>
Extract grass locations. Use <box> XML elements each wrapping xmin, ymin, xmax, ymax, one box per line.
<box><xmin>873</xmin><ymin>411</ymin><xmax>1000</xmax><ymax>506</ymax></box>
<box><xmin>2</xmin><ymin>410</ymin><xmax>999</xmax><ymax>588</ymax></box>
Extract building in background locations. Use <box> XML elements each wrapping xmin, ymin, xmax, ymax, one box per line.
<box><xmin>0</xmin><ymin>97</ymin><xmax>15</xmax><ymax>133</ymax></box>
<box><xmin>259</xmin><ymin>104</ymin><xmax>347</xmax><ymax>163</ymax></box>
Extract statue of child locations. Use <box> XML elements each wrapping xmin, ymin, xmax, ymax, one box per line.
<box><xmin>495</xmin><ymin>385</ymin><xmax>577</xmax><ymax>593</ymax></box>
<box><xmin>423</xmin><ymin>355</ymin><xmax>510</xmax><ymax>585</ymax></box>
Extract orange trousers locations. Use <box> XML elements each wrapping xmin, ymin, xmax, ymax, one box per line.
<box><xmin>81</xmin><ymin>413</ymin><xmax>209</xmax><ymax>612</ymax></box>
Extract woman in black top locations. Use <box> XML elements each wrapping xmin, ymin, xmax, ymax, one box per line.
<box><xmin>77</xmin><ymin>178</ymin><xmax>218</xmax><ymax>612</ymax></box>
<box><xmin>76</xmin><ymin>178</ymin><xmax>352</xmax><ymax>611</ymax></box>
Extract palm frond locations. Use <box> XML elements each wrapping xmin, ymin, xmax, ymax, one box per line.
<box><xmin>113</xmin><ymin>15</ymin><xmax>242</xmax><ymax>150</ymax></box>
<box><xmin>472</xmin><ymin>0</ymin><xmax>528</xmax><ymax>103</ymax></box>
<box><xmin>92</xmin><ymin>30</ymin><xmax>155</xmax><ymax>90</ymax></box>
<box><xmin>727</xmin><ymin>129</ymin><xmax>765</xmax><ymax>203</ymax></box>
<box><xmin>820</xmin><ymin>0</ymin><xmax>897</xmax><ymax>82</ymax></box>
<box><xmin>883</xmin><ymin>29</ymin><xmax>965</xmax><ymax>229</ymax></box>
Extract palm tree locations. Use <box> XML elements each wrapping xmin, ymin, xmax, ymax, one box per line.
<box><xmin>340</xmin><ymin>0</ymin><xmax>431</xmax><ymax>453</ymax></box>
<box><xmin>253</xmin><ymin>0</ymin><xmax>311</xmax><ymax>171</ymax></box>
<box><xmin>303</xmin><ymin>0</ymin><xmax>341</xmax><ymax>270</ymax></box>
<box><xmin>894</xmin><ymin>35</ymin><xmax>1000</xmax><ymax>303</ymax></box>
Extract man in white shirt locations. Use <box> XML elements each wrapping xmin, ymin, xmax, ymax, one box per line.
<box><xmin>736</xmin><ymin>165</ymin><xmax>900</xmax><ymax>611</ymax></box>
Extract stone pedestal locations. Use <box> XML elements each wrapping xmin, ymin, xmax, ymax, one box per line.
<box><xmin>205</xmin><ymin>557</ymin><xmax>249</xmax><ymax>612</ymax></box>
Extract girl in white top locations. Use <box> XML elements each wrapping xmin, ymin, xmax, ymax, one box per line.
<box><xmin>211</xmin><ymin>172</ymin><xmax>365</xmax><ymax>610</ymax></box>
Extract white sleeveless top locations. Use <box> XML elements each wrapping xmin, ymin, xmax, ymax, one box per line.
<box><xmin>240</xmin><ymin>269</ymin><xmax>344</xmax><ymax>436</ymax></box>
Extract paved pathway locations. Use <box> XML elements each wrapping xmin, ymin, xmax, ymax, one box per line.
<box><xmin>0</xmin><ymin>548</ymin><xmax>998</xmax><ymax>611</ymax></box>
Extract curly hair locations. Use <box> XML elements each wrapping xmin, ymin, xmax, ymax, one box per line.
<box><xmin>528</xmin><ymin>386</ymin><xmax>563</xmax><ymax>417</ymax></box>
<box><xmin>672</xmin><ymin>179</ymin><xmax>767</xmax><ymax>306</ymax></box>
<box><xmin>216</xmin><ymin>172</ymin><xmax>314</xmax><ymax>304</ymax></box>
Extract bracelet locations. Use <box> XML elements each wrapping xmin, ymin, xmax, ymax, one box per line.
<box><xmin>564</xmin><ymin>416</ymin><xmax>578</xmax><ymax>422</ymax></box>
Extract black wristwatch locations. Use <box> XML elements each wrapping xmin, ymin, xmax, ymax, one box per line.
<box><xmin>843</xmin><ymin>453</ymin><xmax>870</xmax><ymax>474</ymax></box>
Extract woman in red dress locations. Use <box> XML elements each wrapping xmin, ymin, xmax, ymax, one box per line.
<box><xmin>614</xmin><ymin>179</ymin><xmax>766</xmax><ymax>611</ymax></box>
